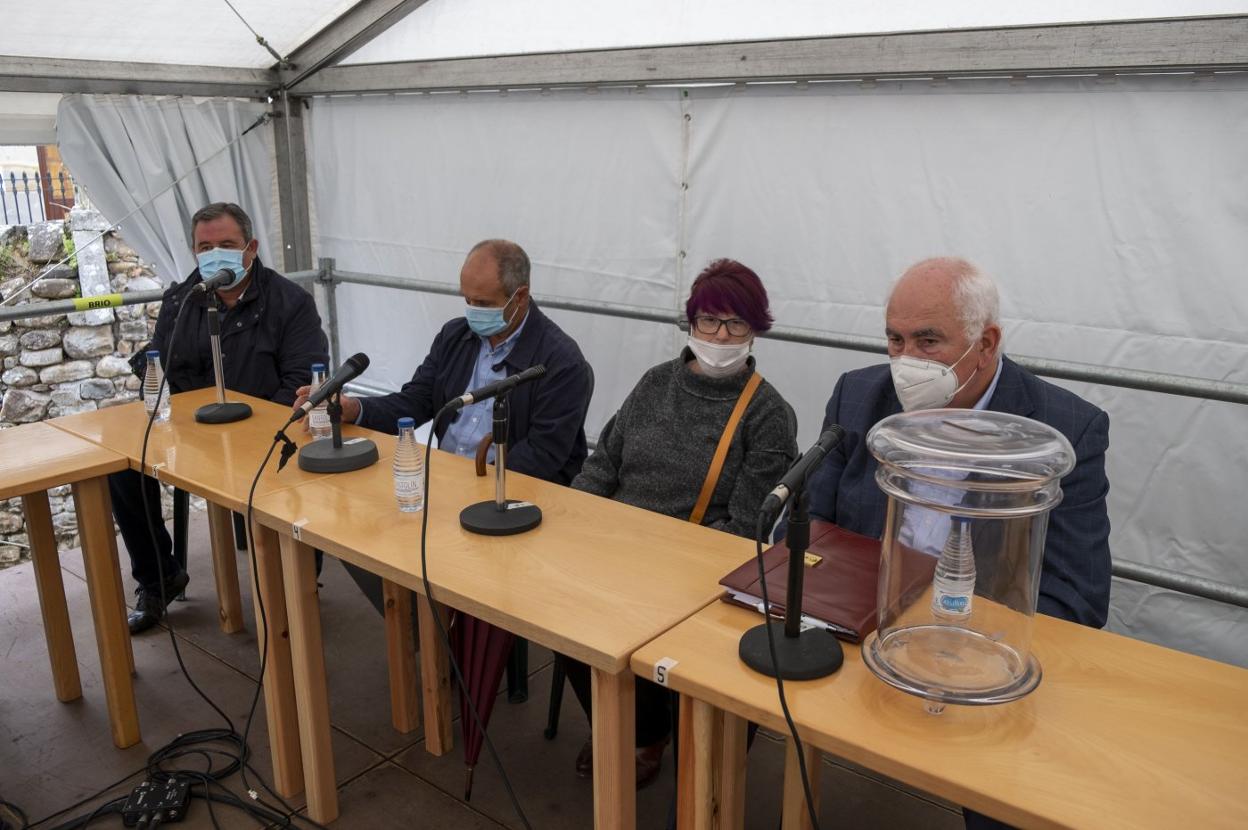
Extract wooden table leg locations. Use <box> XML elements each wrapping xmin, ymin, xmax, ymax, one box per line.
<box><xmin>249</xmin><ymin>524</ymin><xmax>304</xmax><ymax>798</ymax></box>
<box><xmin>781</xmin><ymin>737</ymin><xmax>822</xmax><ymax>830</ymax></box>
<box><xmin>716</xmin><ymin>711</ymin><xmax>748</xmax><ymax>830</ymax></box>
<box><xmin>23</xmin><ymin>490</ymin><xmax>81</xmax><ymax>702</ymax></box>
<box><xmin>676</xmin><ymin>695</ymin><xmax>716</xmax><ymax>830</ymax></box>
<box><xmin>71</xmin><ymin>477</ymin><xmax>139</xmax><ymax>748</ymax></box>
<box><xmin>382</xmin><ymin>579</ymin><xmax>420</xmax><ymax>734</ymax></box>
<box><xmin>279</xmin><ymin>533</ymin><xmax>338</xmax><ymax>824</ymax></box>
<box><xmin>416</xmin><ymin>593</ymin><xmax>453</xmax><ymax>755</ymax></box>
<box><xmin>206</xmin><ymin>502</ymin><xmax>244</xmax><ymax>634</ymax></box>
<box><xmin>592</xmin><ymin>668</ymin><xmax>636</xmax><ymax>830</ymax></box>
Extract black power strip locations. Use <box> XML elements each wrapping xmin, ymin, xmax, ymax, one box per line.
<box><xmin>121</xmin><ymin>780</ymin><xmax>190</xmax><ymax>826</ymax></box>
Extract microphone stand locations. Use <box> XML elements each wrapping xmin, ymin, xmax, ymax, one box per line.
<box><xmin>297</xmin><ymin>389</ymin><xmax>379</xmax><ymax>473</ymax></box>
<box><xmin>194</xmin><ymin>306</ymin><xmax>252</xmax><ymax>424</ymax></box>
<box><xmin>739</xmin><ymin>487</ymin><xmax>844</xmax><ymax>680</ymax></box>
<box><xmin>459</xmin><ymin>391</ymin><xmax>543</xmax><ymax>535</ymax></box>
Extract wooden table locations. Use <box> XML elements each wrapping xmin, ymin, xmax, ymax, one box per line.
<box><xmin>631</xmin><ymin>601</ymin><xmax>1248</xmax><ymax>830</ymax></box>
<box><xmin>250</xmin><ymin>438</ymin><xmax>756</xmax><ymax>826</ymax></box>
<box><xmin>49</xmin><ymin>387</ymin><xmax>383</xmax><ymax>797</ymax></box>
<box><xmin>0</xmin><ymin>421</ymin><xmax>135</xmax><ymax>748</ymax></box>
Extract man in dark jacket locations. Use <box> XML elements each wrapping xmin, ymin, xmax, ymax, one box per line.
<box><xmin>113</xmin><ymin>202</ymin><xmax>328</xmax><ymax>633</ymax></box>
<box><xmin>807</xmin><ymin>257</ymin><xmax>1111</xmax><ymax>830</ymax></box>
<box><xmin>296</xmin><ymin>239</ymin><xmax>592</xmax><ymax>609</ymax></box>
<box><xmin>303</xmin><ymin>238</ymin><xmax>592</xmax><ymax>482</ymax></box>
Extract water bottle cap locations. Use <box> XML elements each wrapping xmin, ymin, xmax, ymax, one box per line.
<box><xmin>397</xmin><ymin>417</ymin><xmax>415</xmax><ymax>429</ymax></box>
<box><xmin>311</xmin><ymin>362</ymin><xmax>326</xmax><ymax>372</ymax></box>
<box><xmin>146</xmin><ymin>350</ymin><xmax>160</xmax><ymax>359</ymax></box>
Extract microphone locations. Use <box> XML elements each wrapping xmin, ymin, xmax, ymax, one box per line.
<box><xmin>193</xmin><ymin>268</ymin><xmax>238</xmax><ymax>294</ymax></box>
<box><xmin>443</xmin><ymin>364</ymin><xmax>546</xmax><ymax>413</ymax></box>
<box><xmin>288</xmin><ymin>352</ymin><xmax>370</xmax><ymax>424</ymax></box>
<box><xmin>759</xmin><ymin>426</ymin><xmax>846</xmax><ymax>522</ymax></box>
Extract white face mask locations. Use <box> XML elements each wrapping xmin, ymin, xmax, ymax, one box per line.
<box><xmin>687</xmin><ymin>336</ymin><xmax>751</xmax><ymax>378</ymax></box>
<box><xmin>889</xmin><ymin>340</ymin><xmax>980</xmax><ymax>411</ymax></box>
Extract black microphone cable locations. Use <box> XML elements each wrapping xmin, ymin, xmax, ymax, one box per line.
<box><xmin>753</xmin><ymin>511</ymin><xmax>822</xmax><ymax>830</ymax></box>
<box><xmin>418</xmin><ymin>408</ymin><xmax>533</xmax><ymax>830</ymax></box>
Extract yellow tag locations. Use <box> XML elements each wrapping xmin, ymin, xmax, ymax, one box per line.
<box><xmin>803</xmin><ymin>552</ymin><xmax>822</xmax><ymax>567</ymax></box>
<box><xmin>72</xmin><ymin>294</ymin><xmax>123</xmax><ymax>311</ymax></box>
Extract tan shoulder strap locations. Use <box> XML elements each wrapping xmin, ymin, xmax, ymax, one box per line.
<box><xmin>689</xmin><ymin>371</ymin><xmax>764</xmax><ymax>525</ymax></box>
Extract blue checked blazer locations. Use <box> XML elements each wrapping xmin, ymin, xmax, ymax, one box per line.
<box><xmin>807</xmin><ymin>356</ymin><xmax>1112</xmax><ymax>628</ymax></box>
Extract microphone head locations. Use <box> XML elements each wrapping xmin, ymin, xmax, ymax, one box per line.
<box><xmin>344</xmin><ymin>352</ymin><xmax>370</xmax><ymax>373</ymax></box>
<box><xmin>819</xmin><ymin>425</ymin><xmax>846</xmax><ymax>449</ymax></box>
<box><xmin>523</xmin><ymin>364</ymin><xmax>547</xmax><ymax>379</ymax></box>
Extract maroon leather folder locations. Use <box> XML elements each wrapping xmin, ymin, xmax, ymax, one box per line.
<box><xmin>719</xmin><ymin>520</ymin><xmax>936</xmax><ymax>643</ymax></box>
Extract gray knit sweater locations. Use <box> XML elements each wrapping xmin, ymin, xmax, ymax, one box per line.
<box><xmin>572</xmin><ymin>350</ymin><xmax>799</xmax><ymax>539</ymax></box>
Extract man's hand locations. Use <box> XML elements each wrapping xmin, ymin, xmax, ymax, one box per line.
<box><xmin>291</xmin><ymin>385</ymin><xmax>361</xmax><ymax>431</ymax></box>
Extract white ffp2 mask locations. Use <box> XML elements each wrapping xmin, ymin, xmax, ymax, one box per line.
<box><xmin>889</xmin><ymin>341</ymin><xmax>979</xmax><ymax>411</ymax></box>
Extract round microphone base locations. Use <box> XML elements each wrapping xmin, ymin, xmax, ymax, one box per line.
<box><xmin>298</xmin><ymin>437</ymin><xmax>379</xmax><ymax>473</ymax></box>
<box><xmin>194</xmin><ymin>401</ymin><xmax>252</xmax><ymax>424</ymax></box>
<box><xmin>460</xmin><ymin>500</ymin><xmax>542</xmax><ymax>536</ymax></box>
<box><xmin>739</xmin><ymin>621</ymin><xmax>844</xmax><ymax>680</ymax></box>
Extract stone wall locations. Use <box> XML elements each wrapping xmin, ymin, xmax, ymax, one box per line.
<box><xmin>0</xmin><ymin>209</ymin><xmax>174</xmax><ymax>568</ymax></box>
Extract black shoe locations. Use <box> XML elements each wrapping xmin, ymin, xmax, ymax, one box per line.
<box><xmin>128</xmin><ymin>570</ymin><xmax>189</xmax><ymax>634</ymax></box>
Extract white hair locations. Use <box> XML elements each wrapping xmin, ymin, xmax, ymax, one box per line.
<box><xmin>950</xmin><ymin>261</ymin><xmax>999</xmax><ymax>341</ymax></box>
<box><xmin>892</xmin><ymin>257</ymin><xmax>999</xmax><ymax>342</ymax></box>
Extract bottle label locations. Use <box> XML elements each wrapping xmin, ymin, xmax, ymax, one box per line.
<box><xmin>394</xmin><ymin>477</ymin><xmax>422</xmax><ymax>496</ymax></box>
<box><xmin>934</xmin><ymin>592</ymin><xmax>972</xmax><ymax>615</ymax></box>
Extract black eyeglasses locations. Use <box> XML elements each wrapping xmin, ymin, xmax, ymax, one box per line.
<box><xmin>692</xmin><ymin>315</ymin><xmax>751</xmax><ymax>337</ymax></box>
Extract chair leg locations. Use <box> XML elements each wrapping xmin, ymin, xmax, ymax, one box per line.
<box><xmin>507</xmin><ymin>637</ymin><xmax>529</xmax><ymax>703</ymax></box>
<box><xmin>544</xmin><ymin>654</ymin><xmax>566</xmax><ymax>740</ymax></box>
<box><xmin>232</xmin><ymin>511</ymin><xmax>248</xmax><ymax>550</ymax></box>
<box><xmin>172</xmin><ymin>488</ymin><xmax>189</xmax><ymax>601</ymax></box>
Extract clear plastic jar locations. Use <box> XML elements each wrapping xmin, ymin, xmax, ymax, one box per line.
<box><xmin>861</xmin><ymin>408</ymin><xmax>1075</xmax><ymax>708</ymax></box>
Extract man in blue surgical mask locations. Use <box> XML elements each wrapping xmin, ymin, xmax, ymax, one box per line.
<box><xmin>113</xmin><ymin>201</ymin><xmax>328</xmax><ymax>633</ymax></box>
<box><xmin>294</xmin><ymin>240</ymin><xmax>593</xmax><ymax>610</ymax></box>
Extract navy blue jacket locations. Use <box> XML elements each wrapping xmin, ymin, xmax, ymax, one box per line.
<box><xmin>359</xmin><ymin>302</ymin><xmax>592</xmax><ymax>485</ymax></box>
<box><xmin>131</xmin><ymin>258</ymin><xmax>328</xmax><ymax>406</ymax></box>
<box><xmin>807</xmin><ymin>356</ymin><xmax>1112</xmax><ymax>628</ymax></box>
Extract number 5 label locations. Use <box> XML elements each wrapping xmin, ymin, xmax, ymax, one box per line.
<box><xmin>653</xmin><ymin>657</ymin><xmax>679</xmax><ymax>687</ymax></box>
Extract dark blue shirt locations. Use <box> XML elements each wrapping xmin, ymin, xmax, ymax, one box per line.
<box><xmin>358</xmin><ymin>302</ymin><xmax>592</xmax><ymax>485</ymax></box>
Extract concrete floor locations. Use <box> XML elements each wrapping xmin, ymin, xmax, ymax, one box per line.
<box><xmin>0</xmin><ymin>512</ymin><xmax>964</xmax><ymax>829</ymax></box>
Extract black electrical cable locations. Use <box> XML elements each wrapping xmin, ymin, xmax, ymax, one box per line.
<box><xmin>753</xmin><ymin>511</ymin><xmax>822</xmax><ymax>830</ymax></box>
<box><xmin>419</xmin><ymin>410</ymin><xmax>532</xmax><ymax>830</ymax></box>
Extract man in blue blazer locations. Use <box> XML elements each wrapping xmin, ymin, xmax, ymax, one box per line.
<box><xmin>808</xmin><ymin>256</ymin><xmax>1112</xmax><ymax>628</ymax></box>
<box><xmin>808</xmin><ymin>258</ymin><xmax>1111</xmax><ymax>830</ymax></box>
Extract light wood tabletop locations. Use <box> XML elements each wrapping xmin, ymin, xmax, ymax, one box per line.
<box><xmin>0</xmin><ymin>421</ymin><xmax>136</xmax><ymax>748</ymax></box>
<box><xmin>0</xmin><ymin>420</ymin><xmax>128</xmax><ymax>499</ymax></box>
<box><xmin>47</xmin><ymin>387</ymin><xmax>388</xmax><ymax>514</ymax></box>
<box><xmin>250</xmin><ymin>435</ymin><xmax>759</xmax><ymax>827</ymax></box>
<box><xmin>252</xmin><ymin>436</ymin><xmax>754</xmax><ymax>673</ymax></box>
<box><xmin>632</xmin><ymin>600</ymin><xmax>1248</xmax><ymax>830</ymax></box>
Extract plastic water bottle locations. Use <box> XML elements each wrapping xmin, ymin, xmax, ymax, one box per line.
<box><xmin>931</xmin><ymin>517</ymin><xmax>976</xmax><ymax>620</ymax></box>
<box><xmin>143</xmin><ymin>349</ymin><xmax>171</xmax><ymax>422</ymax></box>
<box><xmin>308</xmin><ymin>362</ymin><xmax>332</xmax><ymax>440</ymax></box>
<box><xmin>393</xmin><ymin>417</ymin><xmax>424</xmax><ymax>513</ymax></box>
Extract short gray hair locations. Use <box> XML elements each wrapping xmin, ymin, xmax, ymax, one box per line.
<box><xmin>894</xmin><ymin>257</ymin><xmax>999</xmax><ymax>341</ymax></box>
<box><xmin>469</xmin><ymin>239</ymin><xmax>530</xmax><ymax>295</ymax></box>
<box><xmin>191</xmin><ymin>202</ymin><xmax>253</xmax><ymax>243</ymax></box>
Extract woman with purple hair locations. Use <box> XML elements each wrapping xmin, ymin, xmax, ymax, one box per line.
<box><xmin>562</xmin><ymin>258</ymin><xmax>799</xmax><ymax>789</ymax></box>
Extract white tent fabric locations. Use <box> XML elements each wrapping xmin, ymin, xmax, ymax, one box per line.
<box><xmin>344</xmin><ymin>0</ymin><xmax>1248</xmax><ymax>64</ymax></box>
<box><xmin>0</xmin><ymin>0</ymin><xmax>357</xmax><ymax>68</ymax></box>
<box><xmin>57</xmin><ymin>94</ymin><xmax>278</xmax><ymax>284</ymax></box>
<box><xmin>307</xmin><ymin>74</ymin><xmax>1248</xmax><ymax>667</ymax></box>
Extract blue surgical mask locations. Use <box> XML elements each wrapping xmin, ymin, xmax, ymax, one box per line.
<box><xmin>196</xmin><ymin>248</ymin><xmax>247</xmax><ymax>289</ymax></box>
<box><xmin>464</xmin><ymin>290</ymin><xmax>518</xmax><ymax>337</ymax></box>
